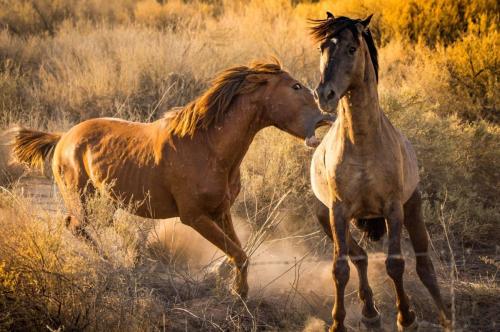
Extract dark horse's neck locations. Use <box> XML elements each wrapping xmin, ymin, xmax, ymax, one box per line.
<box><xmin>338</xmin><ymin>50</ymin><xmax>381</xmax><ymax>145</ymax></box>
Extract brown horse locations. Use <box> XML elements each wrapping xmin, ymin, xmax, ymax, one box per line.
<box><xmin>309</xmin><ymin>13</ymin><xmax>451</xmax><ymax>331</ymax></box>
<box><xmin>12</xmin><ymin>61</ymin><xmax>332</xmax><ymax>298</ymax></box>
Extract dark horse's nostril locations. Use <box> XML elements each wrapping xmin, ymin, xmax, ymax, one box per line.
<box><xmin>327</xmin><ymin>90</ymin><xmax>336</xmax><ymax>100</ymax></box>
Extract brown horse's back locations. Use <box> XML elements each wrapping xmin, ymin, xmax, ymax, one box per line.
<box><xmin>52</xmin><ymin>118</ymin><xmax>177</xmax><ymax>218</ymax></box>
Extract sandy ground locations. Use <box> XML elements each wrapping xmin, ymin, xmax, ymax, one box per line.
<box><xmin>12</xmin><ymin>175</ymin><xmax>499</xmax><ymax>331</ymax></box>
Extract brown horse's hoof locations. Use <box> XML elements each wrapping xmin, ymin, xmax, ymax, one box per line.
<box><xmin>215</xmin><ymin>258</ymin><xmax>233</xmax><ymax>279</ymax></box>
<box><xmin>360</xmin><ymin>311</ymin><xmax>382</xmax><ymax>330</ymax></box>
<box><xmin>397</xmin><ymin>313</ymin><xmax>418</xmax><ymax>332</ymax></box>
<box><xmin>231</xmin><ymin>281</ymin><xmax>249</xmax><ymax>299</ymax></box>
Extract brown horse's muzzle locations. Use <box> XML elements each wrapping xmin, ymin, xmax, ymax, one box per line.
<box><xmin>305</xmin><ymin>113</ymin><xmax>336</xmax><ymax>148</ymax></box>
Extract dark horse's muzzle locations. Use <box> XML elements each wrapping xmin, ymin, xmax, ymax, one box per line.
<box><xmin>314</xmin><ymin>85</ymin><xmax>341</xmax><ymax>114</ymax></box>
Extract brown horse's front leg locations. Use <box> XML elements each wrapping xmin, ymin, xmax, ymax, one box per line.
<box><xmin>214</xmin><ymin>210</ymin><xmax>244</xmax><ymax>278</ymax></box>
<box><xmin>184</xmin><ymin>213</ymin><xmax>249</xmax><ymax>298</ymax></box>
<box><xmin>385</xmin><ymin>201</ymin><xmax>417</xmax><ymax>331</ymax></box>
<box><xmin>330</xmin><ymin>205</ymin><xmax>350</xmax><ymax>332</ymax></box>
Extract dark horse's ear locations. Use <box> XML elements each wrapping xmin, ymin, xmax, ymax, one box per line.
<box><xmin>361</xmin><ymin>14</ymin><xmax>373</xmax><ymax>28</ymax></box>
<box><xmin>326</xmin><ymin>11</ymin><xmax>334</xmax><ymax>19</ymax></box>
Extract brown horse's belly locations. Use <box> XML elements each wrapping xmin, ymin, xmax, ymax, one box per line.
<box><xmin>95</xmin><ymin>173</ymin><xmax>178</xmax><ymax>220</ymax></box>
<box><xmin>87</xmin><ymin>157</ymin><xmax>178</xmax><ymax>220</ymax></box>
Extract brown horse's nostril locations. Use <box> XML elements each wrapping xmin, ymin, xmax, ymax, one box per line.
<box><xmin>327</xmin><ymin>90</ymin><xmax>336</xmax><ymax>101</ymax></box>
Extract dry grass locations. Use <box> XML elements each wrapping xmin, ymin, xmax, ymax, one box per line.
<box><xmin>0</xmin><ymin>0</ymin><xmax>498</xmax><ymax>331</ymax></box>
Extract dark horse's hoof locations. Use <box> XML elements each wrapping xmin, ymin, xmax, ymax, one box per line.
<box><xmin>328</xmin><ymin>324</ymin><xmax>347</xmax><ymax>332</ymax></box>
<box><xmin>360</xmin><ymin>311</ymin><xmax>382</xmax><ymax>330</ymax></box>
<box><xmin>397</xmin><ymin>312</ymin><xmax>418</xmax><ymax>332</ymax></box>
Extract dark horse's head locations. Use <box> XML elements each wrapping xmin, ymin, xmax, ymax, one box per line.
<box><xmin>310</xmin><ymin>12</ymin><xmax>378</xmax><ymax>114</ymax></box>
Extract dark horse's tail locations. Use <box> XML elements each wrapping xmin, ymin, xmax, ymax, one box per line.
<box><xmin>315</xmin><ymin>200</ymin><xmax>386</xmax><ymax>242</ymax></box>
<box><xmin>354</xmin><ymin>218</ymin><xmax>386</xmax><ymax>241</ymax></box>
<box><xmin>10</xmin><ymin>127</ymin><xmax>62</xmax><ymax>171</ymax></box>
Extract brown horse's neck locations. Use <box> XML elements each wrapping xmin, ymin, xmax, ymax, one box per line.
<box><xmin>338</xmin><ymin>51</ymin><xmax>381</xmax><ymax>145</ymax></box>
<box><xmin>203</xmin><ymin>96</ymin><xmax>265</xmax><ymax>168</ymax></box>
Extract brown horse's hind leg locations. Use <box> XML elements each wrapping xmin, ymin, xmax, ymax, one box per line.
<box><xmin>56</xmin><ymin>166</ymin><xmax>102</xmax><ymax>255</ymax></box>
<box><xmin>404</xmin><ymin>190</ymin><xmax>451</xmax><ymax>328</ymax></box>
<box><xmin>184</xmin><ymin>213</ymin><xmax>249</xmax><ymax>298</ymax></box>
<box><xmin>385</xmin><ymin>201</ymin><xmax>417</xmax><ymax>331</ymax></box>
<box><xmin>65</xmin><ymin>214</ymin><xmax>99</xmax><ymax>251</ymax></box>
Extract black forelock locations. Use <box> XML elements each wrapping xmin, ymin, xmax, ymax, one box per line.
<box><xmin>309</xmin><ymin>15</ymin><xmax>379</xmax><ymax>82</ymax></box>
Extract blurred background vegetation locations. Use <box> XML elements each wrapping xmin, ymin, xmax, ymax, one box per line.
<box><xmin>0</xmin><ymin>0</ymin><xmax>498</xmax><ymax>330</ymax></box>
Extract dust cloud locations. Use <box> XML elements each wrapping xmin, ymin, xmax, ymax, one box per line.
<box><xmin>147</xmin><ymin>216</ymin><xmax>391</xmax><ymax>319</ymax></box>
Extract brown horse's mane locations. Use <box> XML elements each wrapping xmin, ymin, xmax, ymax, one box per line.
<box><xmin>309</xmin><ymin>16</ymin><xmax>379</xmax><ymax>82</ymax></box>
<box><xmin>164</xmin><ymin>60</ymin><xmax>283</xmax><ymax>140</ymax></box>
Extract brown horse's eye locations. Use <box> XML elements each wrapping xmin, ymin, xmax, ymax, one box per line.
<box><xmin>292</xmin><ymin>83</ymin><xmax>302</xmax><ymax>90</ymax></box>
<box><xmin>349</xmin><ymin>47</ymin><xmax>356</xmax><ymax>54</ymax></box>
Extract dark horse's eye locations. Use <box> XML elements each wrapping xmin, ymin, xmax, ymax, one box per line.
<box><xmin>349</xmin><ymin>47</ymin><xmax>357</xmax><ymax>54</ymax></box>
<box><xmin>292</xmin><ymin>83</ymin><xmax>302</xmax><ymax>90</ymax></box>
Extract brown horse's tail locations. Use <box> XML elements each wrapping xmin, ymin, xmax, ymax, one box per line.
<box><xmin>10</xmin><ymin>127</ymin><xmax>62</xmax><ymax>171</ymax></box>
<box><xmin>355</xmin><ymin>217</ymin><xmax>386</xmax><ymax>241</ymax></box>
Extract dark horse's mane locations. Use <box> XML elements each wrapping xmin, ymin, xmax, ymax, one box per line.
<box><xmin>165</xmin><ymin>61</ymin><xmax>283</xmax><ymax>140</ymax></box>
<box><xmin>309</xmin><ymin>16</ymin><xmax>379</xmax><ymax>82</ymax></box>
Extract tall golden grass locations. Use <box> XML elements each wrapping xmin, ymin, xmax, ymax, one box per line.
<box><xmin>0</xmin><ymin>0</ymin><xmax>498</xmax><ymax>330</ymax></box>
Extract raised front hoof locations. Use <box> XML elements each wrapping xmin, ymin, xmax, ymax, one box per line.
<box><xmin>360</xmin><ymin>311</ymin><xmax>382</xmax><ymax>330</ymax></box>
<box><xmin>397</xmin><ymin>312</ymin><xmax>418</xmax><ymax>332</ymax></box>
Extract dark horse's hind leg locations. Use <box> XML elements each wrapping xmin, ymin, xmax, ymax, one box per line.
<box><xmin>315</xmin><ymin>201</ymin><xmax>380</xmax><ymax>328</ymax></box>
<box><xmin>404</xmin><ymin>189</ymin><xmax>451</xmax><ymax>328</ymax></box>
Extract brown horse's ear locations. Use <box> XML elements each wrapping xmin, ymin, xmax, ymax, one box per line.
<box><xmin>326</xmin><ymin>11</ymin><xmax>334</xmax><ymax>19</ymax></box>
<box><xmin>361</xmin><ymin>14</ymin><xmax>373</xmax><ymax>28</ymax></box>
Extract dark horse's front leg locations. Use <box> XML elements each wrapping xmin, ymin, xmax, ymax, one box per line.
<box><xmin>385</xmin><ymin>201</ymin><xmax>418</xmax><ymax>331</ymax></box>
<box><xmin>315</xmin><ymin>201</ymin><xmax>381</xmax><ymax>329</ymax></box>
<box><xmin>329</xmin><ymin>204</ymin><xmax>350</xmax><ymax>332</ymax></box>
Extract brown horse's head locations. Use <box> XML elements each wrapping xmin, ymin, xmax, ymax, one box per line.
<box><xmin>310</xmin><ymin>13</ymin><xmax>378</xmax><ymax>114</ymax></box>
<box><xmin>165</xmin><ymin>60</ymin><xmax>332</xmax><ymax>147</ymax></box>
<box><xmin>254</xmin><ymin>62</ymin><xmax>333</xmax><ymax>147</ymax></box>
